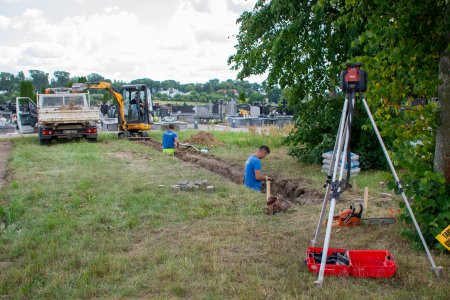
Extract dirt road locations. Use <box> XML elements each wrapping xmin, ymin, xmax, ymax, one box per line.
<box><xmin>0</xmin><ymin>141</ymin><xmax>12</xmax><ymax>188</ymax></box>
<box><xmin>139</xmin><ymin>139</ymin><xmax>323</xmax><ymax>204</ymax></box>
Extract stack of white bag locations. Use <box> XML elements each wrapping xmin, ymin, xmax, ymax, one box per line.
<box><xmin>321</xmin><ymin>150</ymin><xmax>361</xmax><ymax>175</ymax></box>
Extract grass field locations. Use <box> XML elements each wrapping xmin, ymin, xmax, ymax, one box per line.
<box><xmin>0</xmin><ymin>133</ymin><xmax>448</xmax><ymax>299</ymax></box>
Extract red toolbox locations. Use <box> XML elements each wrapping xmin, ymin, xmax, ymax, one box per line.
<box><xmin>306</xmin><ymin>247</ymin><xmax>351</xmax><ymax>276</ymax></box>
<box><xmin>306</xmin><ymin>247</ymin><xmax>397</xmax><ymax>278</ymax></box>
<box><xmin>347</xmin><ymin>250</ymin><xmax>397</xmax><ymax>278</ymax></box>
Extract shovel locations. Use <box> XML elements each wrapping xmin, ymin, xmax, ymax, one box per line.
<box><xmin>266</xmin><ymin>179</ymin><xmax>277</xmax><ymax>215</ymax></box>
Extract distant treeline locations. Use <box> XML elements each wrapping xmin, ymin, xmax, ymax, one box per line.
<box><xmin>0</xmin><ymin>70</ymin><xmax>282</xmax><ymax>104</ymax></box>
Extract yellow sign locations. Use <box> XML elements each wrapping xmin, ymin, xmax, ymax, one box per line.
<box><xmin>436</xmin><ymin>224</ymin><xmax>450</xmax><ymax>251</ymax></box>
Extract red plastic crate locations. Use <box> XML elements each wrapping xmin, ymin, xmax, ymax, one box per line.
<box><xmin>306</xmin><ymin>247</ymin><xmax>350</xmax><ymax>276</ymax></box>
<box><xmin>347</xmin><ymin>250</ymin><xmax>397</xmax><ymax>278</ymax></box>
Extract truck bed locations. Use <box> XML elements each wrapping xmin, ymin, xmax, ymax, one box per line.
<box><xmin>38</xmin><ymin>109</ymin><xmax>99</xmax><ymax>125</ymax></box>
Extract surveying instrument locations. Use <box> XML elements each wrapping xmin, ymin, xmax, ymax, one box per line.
<box><xmin>311</xmin><ymin>63</ymin><xmax>443</xmax><ymax>286</ymax></box>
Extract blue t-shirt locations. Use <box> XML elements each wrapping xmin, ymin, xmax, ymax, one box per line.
<box><xmin>162</xmin><ymin>130</ymin><xmax>178</xmax><ymax>149</ymax></box>
<box><xmin>244</xmin><ymin>154</ymin><xmax>262</xmax><ymax>191</ymax></box>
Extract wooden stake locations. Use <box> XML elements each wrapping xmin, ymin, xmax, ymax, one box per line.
<box><xmin>364</xmin><ymin>187</ymin><xmax>369</xmax><ymax>210</ymax></box>
<box><xmin>353</xmin><ymin>180</ymin><xmax>358</xmax><ymax>193</ymax></box>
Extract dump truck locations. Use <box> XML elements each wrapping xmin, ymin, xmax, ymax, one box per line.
<box><xmin>16</xmin><ymin>87</ymin><xmax>100</xmax><ymax>145</ymax></box>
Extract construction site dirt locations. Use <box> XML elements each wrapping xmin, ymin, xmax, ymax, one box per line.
<box><xmin>138</xmin><ymin>139</ymin><xmax>324</xmax><ymax>205</ymax></box>
<box><xmin>0</xmin><ymin>141</ymin><xmax>12</xmax><ymax>188</ymax></box>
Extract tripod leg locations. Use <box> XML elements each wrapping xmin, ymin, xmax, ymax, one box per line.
<box><xmin>361</xmin><ymin>96</ymin><xmax>443</xmax><ymax>277</ymax></box>
<box><xmin>311</xmin><ymin>96</ymin><xmax>349</xmax><ymax>246</ymax></box>
<box><xmin>315</xmin><ymin>94</ymin><xmax>354</xmax><ymax>286</ymax></box>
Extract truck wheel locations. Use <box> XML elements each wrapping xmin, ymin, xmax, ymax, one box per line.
<box><xmin>39</xmin><ymin>139</ymin><xmax>51</xmax><ymax>145</ymax></box>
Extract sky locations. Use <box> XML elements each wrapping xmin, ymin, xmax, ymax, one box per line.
<box><xmin>0</xmin><ymin>0</ymin><xmax>263</xmax><ymax>83</ymax></box>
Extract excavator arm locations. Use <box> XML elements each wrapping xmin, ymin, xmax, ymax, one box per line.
<box><xmin>72</xmin><ymin>82</ymin><xmax>126</xmax><ymax>130</ymax></box>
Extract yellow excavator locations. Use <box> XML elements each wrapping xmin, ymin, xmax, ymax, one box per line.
<box><xmin>73</xmin><ymin>81</ymin><xmax>153</xmax><ymax>138</ymax></box>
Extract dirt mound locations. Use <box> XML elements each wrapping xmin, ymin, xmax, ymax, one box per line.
<box><xmin>184</xmin><ymin>131</ymin><xmax>224</xmax><ymax>147</ymax></box>
<box><xmin>56</xmin><ymin>103</ymin><xmax>82</xmax><ymax>111</ymax></box>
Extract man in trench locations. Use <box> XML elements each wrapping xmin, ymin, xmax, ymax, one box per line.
<box><xmin>244</xmin><ymin>145</ymin><xmax>271</xmax><ymax>192</ymax></box>
<box><xmin>162</xmin><ymin>123</ymin><xmax>179</xmax><ymax>155</ymax></box>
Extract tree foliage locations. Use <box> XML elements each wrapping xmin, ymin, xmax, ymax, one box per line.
<box><xmin>19</xmin><ymin>81</ymin><xmax>35</xmax><ymax>101</ymax></box>
<box><xmin>0</xmin><ymin>72</ymin><xmax>15</xmax><ymax>92</ymax></box>
<box><xmin>29</xmin><ymin>70</ymin><xmax>49</xmax><ymax>92</ymax></box>
<box><xmin>51</xmin><ymin>71</ymin><xmax>71</xmax><ymax>88</ymax></box>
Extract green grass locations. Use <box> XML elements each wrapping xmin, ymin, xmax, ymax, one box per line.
<box><xmin>0</xmin><ymin>134</ymin><xmax>449</xmax><ymax>299</ymax></box>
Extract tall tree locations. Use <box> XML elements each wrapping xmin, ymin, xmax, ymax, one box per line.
<box><xmin>52</xmin><ymin>71</ymin><xmax>71</xmax><ymax>87</ymax></box>
<box><xmin>29</xmin><ymin>70</ymin><xmax>49</xmax><ymax>92</ymax></box>
<box><xmin>434</xmin><ymin>4</ymin><xmax>450</xmax><ymax>182</ymax></box>
<box><xmin>19</xmin><ymin>80</ymin><xmax>35</xmax><ymax>101</ymax></box>
<box><xmin>77</xmin><ymin>76</ymin><xmax>87</xmax><ymax>83</ymax></box>
<box><xmin>268</xmin><ymin>86</ymin><xmax>281</xmax><ymax>103</ymax></box>
<box><xmin>87</xmin><ymin>73</ymin><xmax>105</xmax><ymax>82</ymax></box>
<box><xmin>0</xmin><ymin>72</ymin><xmax>15</xmax><ymax>92</ymax></box>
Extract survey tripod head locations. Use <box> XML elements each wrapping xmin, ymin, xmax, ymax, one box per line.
<box><xmin>340</xmin><ymin>63</ymin><xmax>368</xmax><ymax>94</ymax></box>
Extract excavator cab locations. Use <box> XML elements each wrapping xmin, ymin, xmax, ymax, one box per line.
<box><xmin>120</xmin><ymin>84</ymin><xmax>153</xmax><ymax>129</ymax></box>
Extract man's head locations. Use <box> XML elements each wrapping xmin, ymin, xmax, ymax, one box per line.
<box><xmin>168</xmin><ymin>123</ymin><xmax>175</xmax><ymax>130</ymax></box>
<box><xmin>256</xmin><ymin>145</ymin><xmax>270</xmax><ymax>159</ymax></box>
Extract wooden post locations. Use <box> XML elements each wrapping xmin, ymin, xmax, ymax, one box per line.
<box><xmin>364</xmin><ymin>187</ymin><xmax>369</xmax><ymax>210</ymax></box>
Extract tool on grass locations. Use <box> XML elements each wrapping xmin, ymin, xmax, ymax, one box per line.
<box><xmin>179</xmin><ymin>143</ymin><xmax>209</xmax><ymax>153</ymax></box>
<box><xmin>329</xmin><ymin>203</ymin><xmax>396</xmax><ymax>227</ymax></box>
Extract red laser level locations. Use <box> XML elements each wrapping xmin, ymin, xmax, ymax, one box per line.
<box><xmin>340</xmin><ymin>63</ymin><xmax>367</xmax><ymax>93</ymax></box>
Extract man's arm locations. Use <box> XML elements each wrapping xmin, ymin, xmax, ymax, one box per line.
<box><xmin>254</xmin><ymin>170</ymin><xmax>270</xmax><ymax>181</ymax></box>
<box><xmin>174</xmin><ymin>137</ymin><xmax>179</xmax><ymax>148</ymax></box>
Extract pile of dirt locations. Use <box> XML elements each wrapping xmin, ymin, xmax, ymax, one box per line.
<box><xmin>184</xmin><ymin>131</ymin><xmax>224</xmax><ymax>147</ymax></box>
<box><xmin>56</xmin><ymin>104</ymin><xmax>82</xmax><ymax>111</ymax></box>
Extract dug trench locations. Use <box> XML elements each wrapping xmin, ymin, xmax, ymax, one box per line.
<box><xmin>137</xmin><ymin>139</ymin><xmax>324</xmax><ymax>205</ymax></box>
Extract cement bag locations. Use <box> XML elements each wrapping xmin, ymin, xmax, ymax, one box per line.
<box><xmin>322</xmin><ymin>159</ymin><xmax>360</xmax><ymax>168</ymax></box>
<box><xmin>322</xmin><ymin>151</ymin><xmax>360</xmax><ymax>161</ymax></box>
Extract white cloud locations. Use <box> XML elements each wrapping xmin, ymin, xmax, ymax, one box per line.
<box><xmin>105</xmin><ymin>6</ymin><xmax>120</xmax><ymax>14</ymax></box>
<box><xmin>0</xmin><ymin>15</ymin><xmax>11</xmax><ymax>29</ymax></box>
<box><xmin>23</xmin><ymin>8</ymin><xmax>43</xmax><ymax>18</ymax></box>
<box><xmin>0</xmin><ymin>1</ymin><xmax>264</xmax><ymax>83</ymax></box>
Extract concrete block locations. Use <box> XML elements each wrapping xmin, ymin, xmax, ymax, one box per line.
<box><xmin>206</xmin><ymin>186</ymin><xmax>214</xmax><ymax>193</ymax></box>
<box><xmin>186</xmin><ymin>182</ymin><xmax>195</xmax><ymax>191</ymax></box>
<box><xmin>171</xmin><ymin>185</ymin><xmax>181</xmax><ymax>193</ymax></box>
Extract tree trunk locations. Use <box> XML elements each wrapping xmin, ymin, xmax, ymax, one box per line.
<box><xmin>434</xmin><ymin>49</ymin><xmax>450</xmax><ymax>182</ymax></box>
<box><xmin>434</xmin><ymin>1</ymin><xmax>450</xmax><ymax>182</ymax></box>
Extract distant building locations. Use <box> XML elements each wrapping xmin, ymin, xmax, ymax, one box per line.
<box><xmin>159</xmin><ymin>88</ymin><xmax>190</xmax><ymax>97</ymax></box>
